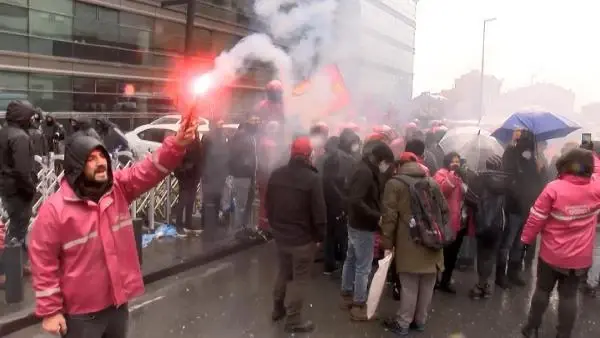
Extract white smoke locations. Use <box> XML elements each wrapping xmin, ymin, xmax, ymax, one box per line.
<box><xmin>210</xmin><ymin>0</ymin><xmax>339</xmax><ymax>88</ymax></box>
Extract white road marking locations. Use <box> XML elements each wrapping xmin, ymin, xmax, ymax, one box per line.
<box><xmin>129</xmin><ymin>295</ymin><xmax>165</xmax><ymax>312</ymax></box>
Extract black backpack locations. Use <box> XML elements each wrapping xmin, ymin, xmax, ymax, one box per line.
<box><xmin>475</xmin><ymin>188</ymin><xmax>505</xmax><ymax>241</ymax></box>
<box><xmin>395</xmin><ymin>175</ymin><xmax>455</xmax><ymax>250</ymax></box>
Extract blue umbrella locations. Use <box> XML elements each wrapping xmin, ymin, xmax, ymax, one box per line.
<box><xmin>491</xmin><ymin>111</ymin><xmax>580</xmax><ymax>143</ymax></box>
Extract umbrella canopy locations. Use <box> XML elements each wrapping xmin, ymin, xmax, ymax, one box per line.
<box><xmin>439</xmin><ymin>127</ymin><xmax>504</xmax><ymax>170</ymax></box>
<box><xmin>491</xmin><ymin>111</ymin><xmax>580</xmax><ymax>143</ymax></box>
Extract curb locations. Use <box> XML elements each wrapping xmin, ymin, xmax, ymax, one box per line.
<box><xmin>0</xmin><ymin>237</ymin><xmax>264</xmax><ymax>336</ymax></box>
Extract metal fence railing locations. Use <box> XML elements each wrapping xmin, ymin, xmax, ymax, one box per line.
<box><xmin>0</xmin><ymin>151</ymin><xmax>194</xmax><ymax>230</ymax></box>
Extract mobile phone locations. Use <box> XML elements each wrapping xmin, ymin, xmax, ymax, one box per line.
<box><xmin>582</xmin><ymin>133</ymin><xmax>592</xmax><ymax>143</ymax></box>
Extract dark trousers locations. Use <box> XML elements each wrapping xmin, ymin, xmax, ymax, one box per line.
<box><xmin>0</xmin><ymin>195</ymin><xmax>32</xmax><ymax>274</ymax></box>
<box><xmin>324</xmin><ymin>213</ymin><xmax>347</xmax><ymax>272</ymax></box>
<box><xmin>64</xmin><ymin>305</ymin><xmax>129</xmax><ymax>338</ymax></box>
<box><xmin>476</xmin><ymin>234</ymin><xmax>501</xmax><ymax>284</ymax></box>
<box><xmin>525</xmin><ymin>259</ymin><xmax>583</xmax><ymax>338</ymax></box>
<box><xmin>201</xmin><ymin>177</ymin><xmax>226</xmax><ymax>228</ymax></box>
<box><xmin>440</xmin><ymin>227</ymin><xmax>468</xmax><ymax>285</ymax></box>
<box><xmin>498</xmin><ymin>212</ymin><xmax>526</xmax><ymax>268</ymax></box>
<box><xmin>175</xmin><ymin>180</ymin><xmax>198</xmax><ymax>230</ymax></box>
<box><xmin>273</xmin><ymin>242</ymin><xmax>316</xmax><ymax>325</ymax></box>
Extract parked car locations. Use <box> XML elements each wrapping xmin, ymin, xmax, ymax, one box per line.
<box><xmin>125</xmin><ymin>115</ymin><xmax>209</xmax><ymax>158</ymax></box>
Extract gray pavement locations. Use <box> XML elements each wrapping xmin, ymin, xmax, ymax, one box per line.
<box><xmin>8</xmin><ymin>243</ymin><xmax>600</xmax><ymax>338</ymax></box>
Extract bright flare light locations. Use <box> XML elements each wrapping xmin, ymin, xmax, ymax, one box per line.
<box><xmin>191</xmin><ymin>73</ymin><xmax>213</xmax><ymax>97</ymax></box>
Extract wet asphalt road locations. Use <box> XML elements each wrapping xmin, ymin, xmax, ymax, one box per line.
<box><xmin>9</xmin><ymin>243</ymin><xmax>600</xmax><ymax>338</ymax></box>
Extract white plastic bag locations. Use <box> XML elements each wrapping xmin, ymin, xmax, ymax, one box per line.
<box><xmin>366</xmin><ymin>251</ymin><xmax>394</xmax><ymax>319</ymax></box>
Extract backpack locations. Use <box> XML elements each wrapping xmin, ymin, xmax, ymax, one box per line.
<box><xmin>395</xmin><ymin>175</ymin><xmax>455</xmax><ymax>250</ymax></box>
<box><xmin>475</xmin><ymin>188</ymin><xmax>505</xmax><ymax>241</ymax></box>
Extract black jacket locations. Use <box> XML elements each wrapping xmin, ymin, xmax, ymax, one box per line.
<box><xmin>63</xmin><ymin>135</ymin><xmax>113</xmax><ymax>201</ymax></box>
<box><xmin>42</xmin><ymin>116</ymin><xmax>64</xmax><ymax>153</ymax></box>
<box><xmin>201</xmin><ymin>128</ymin><xmax>229</xmax><ymax>184</ymax></box>
<box><xmin>228</xmin><ymin>125</ymin><xmax>257</xmax><ymax>178</ymax></box>
<box><xmin>0</xmin><ymin>102</ymin><xmax>37</xmax><ymax>200</ymax></box>
<box><xmin>266</xmin><ymin>158</ymin><xmax>327</xmax><ymax>246</ymax></box>
<box><xmin>346</xmin><ymin>157</ymin><xmax>383</xmax><ymax>232</ymax></box>
<box><xmin>28</xmin><ymin>126</ymin><xmax>48</xmax><ymax>156</ymax></box>
<box><xmin>502</xmin><ymin>145</ymin><xmax>548</xmax><ymax>215</ymax></box>
<box><xmin>174</xmin><ymin>136</ymin><xmax>202</xmax><ymax>182</ymax></box>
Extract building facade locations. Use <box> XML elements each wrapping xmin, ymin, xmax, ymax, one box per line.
<box><xmin>0</xmin><ymin>0</ymin><xmax>272</xmax><ymax>121</ymax></box>
<box><xmin>334</xmin><ymin>0</ymin><xmax>417</xmax><ymax>113</ymax></box>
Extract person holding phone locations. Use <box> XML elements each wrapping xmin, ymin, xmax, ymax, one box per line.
<box><xmin>433</xmin><ymin>152</ymin><xmax>471</xmax><ymax>294</ymax></box>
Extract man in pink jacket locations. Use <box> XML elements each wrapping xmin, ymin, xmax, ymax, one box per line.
<box><xmin>28</xmin><ymin>121</ymin><xmax>198</xmax><ymax>337</ymax></box>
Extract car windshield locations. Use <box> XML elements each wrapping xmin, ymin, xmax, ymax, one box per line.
<box><xmin>150</xmin><ymin>117</ymin><xmax>180</xmax><ymax>125</ymax></box>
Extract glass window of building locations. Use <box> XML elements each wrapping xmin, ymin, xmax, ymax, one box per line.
<box><xmin>192</xmin><ymin>28</ymin><xmax>212</xmax><ymax>53</ymax></box>
<box><xmin>73</xmin><ymin>2</ymin><xmax>119</xmax><ymax>45</ymax></box>
<box><xmin>119</xmin><ymin>26</ymin><xmax>151</xmax><ymax>51</ymax></box>
<box><xmin>211</xmin><ymin>31</ymin><xmax>239</xmax><ymax>55</ymax></box>
<box><xmin>120</xmin><ymin>11</ymin><xmax>154</xmax><ymax>31</ymax></box>
<box><xmin>73</xmin><ymin>77</ymin><xmax>96</xmax><ymax>93</ymax></box>
<box><xmin>29</xmin><ymin>37</ymin><xmax>73</xmax><ymax>57</ymax></box>
<box><xmin>29</xmin><ymin>74</ymin><xmax>73</xmax><ymax>92</ymax></box>
<box><xmin>30</xmin><ymin>0</ymin><xmax>73</xmax><ymax>16</ymax></box>
<box><xmin>0</xmin><ymin>32</ymin><xmax>28</xmax><ymax>53</ymax></box>
<box><xmin>96</xmin><ymin>78</ymin><xmax>118</xmax><ymax>93</ymax></box>
<box><xmin>0</xmin><ymin>71</ymin><xmax>27</xmax><ymax>90</ymax></box>
<box><xmin>152</xmin><ymin>19</ymin><xmax>185</xmax><ymax>53</ymax></box>
<box><xmin>29</xmin><ymin>10</ymin><xmax>73</xmax><ymax>40</ymax></box>
<box><xmin>0</xmin><ymin>0</ymin><xmax>27</xmax><ymax>7</ymax></box>
<box><xmin>0</xmin><ymin>3</ymin><xmax>28</xmax><ymax>33</ymax></box>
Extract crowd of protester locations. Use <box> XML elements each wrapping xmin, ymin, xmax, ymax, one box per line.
<box><xmin>261</xmin><ymin>116</ymin><xmax>600</xmax><ymax>338</ymax></box>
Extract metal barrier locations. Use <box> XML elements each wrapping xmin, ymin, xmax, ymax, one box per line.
<box><xmin>0</xmin><ymin>151</ymin><xmax>196</xmax><ymax>229</ymax></box>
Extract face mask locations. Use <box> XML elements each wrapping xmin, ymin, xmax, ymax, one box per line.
<box><xmin>379</xmin><ymin>162</ymin><xmax>390</xmax><ymax>173</ymax></box>
<box><xmin>351</xmin><ymin>143</ymin><xmax>360</xmax><ymax>153</ymax></box>
<box><xmin>522</xmin><ymin>150</ymin><xmax>532</xmax><ymax>159</ymax></box>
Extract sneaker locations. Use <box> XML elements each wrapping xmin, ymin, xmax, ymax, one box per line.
<box><xmin>350</xmin><ymin>303</ymin><xmax>369</xmax><ymax>321</ymax></box>
<box><xmin>284</xmin><ymin>320</ymin><xmax>315</xmax><ymax>333</ymax></box>
<box><xmin>469</xmin><ymin>283</ymin><xmax>492</xmax><ymax>300</ymax></box>
<box><xmin>184</xmin><ymin>228</ymin><xmax>203</xmax><ymax>236</ymax></box>
<box><xmin>340</xmin><ymin>292</ymin><xmax>353</xmax><ymax>310</ymax></box>
<box><xmin>382</xmin><ymin>318</ymin><xmax>409</xmax><ymax>336</ymax></box>
<box><xmin>175</xmin><ymin>228</ymin><xmax>188</xmax><ymax>238</ymax></box>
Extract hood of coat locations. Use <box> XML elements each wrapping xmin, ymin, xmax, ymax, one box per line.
<box><xmin>397</xmin><ymin>161</ymin><xmax>427</xmax><ymax>178</ymax></box>
<box><xmin>324</xmin><ymin>136</ymin><xmax>340</xmax><ymax>154</ymax></box>
<box><xmin>5</xmin><ymin>100</ymin><xmax>37</xmax><ymax>129</ymax></box>
<box><xmin>64</xmin><ymin>135</ymin><xmax>113</xmax><ymax>197</ymax></box>
<box><xmin>338</xmin><ymin>129</ymin><xmax>360</xmax><ymax>154</ymax></box>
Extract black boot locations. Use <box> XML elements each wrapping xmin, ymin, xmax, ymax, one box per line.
<box><xmin>508</xmin><ymin>262</ymin><xmax>527</xmax><ymax>287</ymax></box>
<box><xmin>495</xmin><ymin>263</ymin><xmax>511</xmax><ymax>289</ymax></box>
<box><xmin>271</xmin><ymin>301</ymin><xmax>285</xmax><ymax>322</ymax></box>
<box><xmin>285</xmin><ymin>321</ymin><xmax>315</xmax><ymax>333</ymax></box>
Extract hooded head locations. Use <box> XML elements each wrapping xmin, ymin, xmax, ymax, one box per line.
<box><xmin>338</xmin><ymin>128</ymin><xmax>361</xmax><ymax>154</ymax></box>
<box><xmin>5</xmin><ymin>100</ymin><xmax>37</xmax><ymax>130</ymax></box>
<box><xmin>266</xmin><ymin>79</ymin><xmax>283</xmax><ymax>103</ymax></box>
<box><xmin>45</xmin><ymin>114</ymin><xmax>55</xmax><ymax>126</ymax></box>
<box><xmin>64</xmin><ymin>135</ymin><xmax>113</xmax><ymax>201</ymax></box>
<box><xmin>556</xmin><ymin>148</ymin><xmax>594</xmax><ymax>178</ymax></box>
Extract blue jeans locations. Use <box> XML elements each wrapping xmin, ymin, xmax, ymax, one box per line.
<box><xmin>341</xmin><ymin>226</ymin><xmax>375</xmax><ymax>303</ymax></box>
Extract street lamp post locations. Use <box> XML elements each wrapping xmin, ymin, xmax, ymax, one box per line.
<box><xmin>478</xmin><ymin>17</ymin><xmax>496</xmax><ymax>124</ymax></box>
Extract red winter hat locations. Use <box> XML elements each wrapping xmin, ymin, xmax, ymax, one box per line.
<box><xmin>291</xmin><ymin>136</ymin><xmax>313</xmax><ymax>158</ymax></box>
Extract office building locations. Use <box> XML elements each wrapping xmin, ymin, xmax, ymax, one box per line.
<box><xmin>0</xmin><ymin>0</ymin><xmax>272</xmax><ymax>119</ymax></box>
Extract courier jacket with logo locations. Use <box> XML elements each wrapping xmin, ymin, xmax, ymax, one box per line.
<box><xmin>28</xmin><ymin>136</ymin><xmax>185</xmax><ymax>317</ymax></box>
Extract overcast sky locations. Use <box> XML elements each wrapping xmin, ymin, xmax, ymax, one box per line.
<box><xmin>412</xmin><ymin>0</ymin><xmax>600</xmax><ymax>108</ymax></box>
